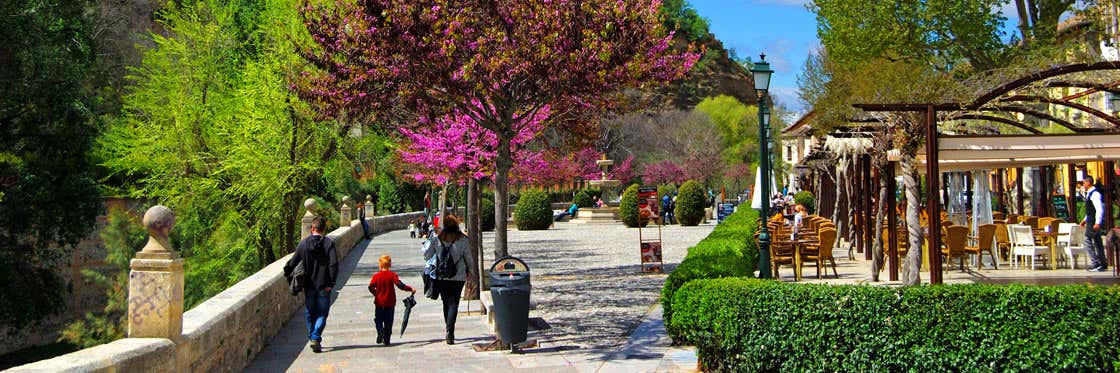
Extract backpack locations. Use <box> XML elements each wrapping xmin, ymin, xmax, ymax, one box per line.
<box><xmin>434</xmin><ymin>240</ymin><xmax>459</xmax><ymax>279</ymax></box>
<box><xmin>288</xmin><ymin>257</ymin><xmax>306</xmax><ymax>295</ymax></box>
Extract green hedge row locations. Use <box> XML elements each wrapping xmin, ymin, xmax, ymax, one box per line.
<box><xmin>670</xmin><ymin>278</ymin><xmax>1120</xmax><ymax>372</ymax></box>
<box><xmin>661</xmin><ymin>208</ymin><xmax>758</xmax><ymax>329</ymax></box>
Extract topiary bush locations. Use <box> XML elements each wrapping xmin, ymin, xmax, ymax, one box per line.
<box><xmin>619</xmin><ymin>184</ymin><xmax>644</xmax><ymax>227</ymax></box>
<box><xmin>479</xmin><ymin>198</ymin><xmax>495</xmax><ymax>231</ymax></box>
<box><xmin>674</xmin><ymin>180</ymin><xmax>707</xmax><ymax>226</ymax></box>
<box><xmin>657</xmin><ymin>183</ymin><xmax>677</xmax><ymax>200</ymax></box>
<box><xmin>661</xmin><ymin>208</ymin><xmax>758</xmax><ymax>332</ymax></box>
<box><xmin>513</xmin><ymin>190</ymin><xmax>551</xmax><ymax>230</ymax></box>
<box><xmin>670</xmin><ymin>278</ymin><xmax>1120</xmax><ymax>372</ymax></box>
<box><xmin>573</xmin><ymin>190</ymin><xmax>594</xmax><ymax>208</ymax></box>
<box><xmin>794</xmin><ymin>190</ymin><xmax>815</xmax><ymax>214</ymax></box>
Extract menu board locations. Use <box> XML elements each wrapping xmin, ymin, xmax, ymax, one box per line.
<box><xmin>1052</xmin><ymin>195</ymin><xmax>1069</xmax><ymax>220</ymax></box>
<box><xmin>717</xmin><ymin>203</ymin><xmax>735</xmax><ymax>223</ymax></box>
<box><xmin>637</xmin><ymin>187</ymin><xmax>659</xmax><ymax>223</ymax></box>
<box><xmin>640</xmin><ymin>242</ymin><xmax>663</xmax><ymax>273</ymax></box>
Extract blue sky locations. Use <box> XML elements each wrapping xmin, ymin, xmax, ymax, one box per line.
<box><xmin>690</xmin><ymin>0</ymin><xmax>1028</xmax><ymax>115</ymax></box>
<box><xmin>691</xmin><ymin>0</ymin><xmax>819</xmax><ymax>114</ymax></box>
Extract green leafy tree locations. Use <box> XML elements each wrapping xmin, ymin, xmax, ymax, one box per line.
<box><xmin>0</xmin><ymin>0</ymin><xmax>104</xmax><ymax>327</ymax></box>
<box><xmin>794</xmin><ymin>191</ymin><xmax>816</xmax><ymax>214</ymax></box>
<box><xmin>97</xmin><ymin>0</ymin><xmax>349</xmax><ymax>307</ymax></box>
<box><xmin>377</xmin><ymin>175</ymin><xmax>404</xmax><ymax>215</ymax></box>
<box><xmin>659</xmin><ymin>0</ymin><xmax>710</xmax><ymax>41</ymax></box>
<box><xmin>58</xmin><ymin>208</ymin><xmax>144</xmax><ymax>348</ymax></box>
<box><xmin>675</xmin><ymin>180</ymin><xmax>707</xmax><ymax>226</ymax></box>
<box><xmin>480</xmin><ymin>198</ymin><xmax>496</xmax><ymax>231</ymax></box>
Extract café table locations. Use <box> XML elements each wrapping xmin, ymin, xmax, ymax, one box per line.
<box><xmin>1034</xmin><ymin>231</ymin><xmax>1059</xmax><ymax>270</ymax></box>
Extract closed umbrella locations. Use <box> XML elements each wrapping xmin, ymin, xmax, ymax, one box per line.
<box><xmin>400</xmin><ymin>294</ymin><xmax>417</xmax><ymax>336</ymax></box>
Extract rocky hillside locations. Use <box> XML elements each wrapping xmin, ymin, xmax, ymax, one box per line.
<box><xmin>656</xmin><ymin>33</ymin><xmax>758</xmax><ymax>110</ymax></box>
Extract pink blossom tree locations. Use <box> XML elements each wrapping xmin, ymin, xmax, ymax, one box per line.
<box><xmin>297</xmin><ymin>0</ymin><xmax>699</xmax><ymax>257</ymax></box>
<box><xmin>643</xmin><ymin>160</ymin><xmax>686</xmax><ymax>185</ymax></box>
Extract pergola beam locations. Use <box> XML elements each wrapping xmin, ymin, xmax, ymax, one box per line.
<box><xmin>998</xmin><ymin>94</ymin><xmax>1120</xmax><ymax>128</ymax></box>
<box><xmin>942</xmin><ymin>114</ymin><xmax>1043</xmax><ymax>135</ymax></box>
<box><xmin>967</xmin><ymin>61</ymin><xmax>1120</xmax><ymax>109</ymax></box>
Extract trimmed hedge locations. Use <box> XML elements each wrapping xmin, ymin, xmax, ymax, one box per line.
<box><xmin>661</xmin><ymin>208</ymin><xmax>758</xmax><ymax>329</ymax></box>
<box><xmin>479</xmin><ymin>198</ymin><xmax>495</xmax><ymax>231</ymax></box>
<box><xmin>573</xmin><ymin>190</ymin><xmax>594</xmax><ymax>208</ymax></box>
<box><xmin>514</xmin><ymin>190</ymin><xmax>551</xmax><ymax>230</ymax></box>
<box><xmin>794</xmin><ymin>190</ymin><xmax>815</xmax><ymax>214</ymax></box>
<box><xmin>671</xmin><ymin>278</ymin><xmax>1120</xmax><ymax>372</ymax></box>
<box><xmin>619</xmin><ymin>184</ymin><xmax>644</xmax><ymax>228</ymax></box>
<box><xmin>674</xmin><ymin>180</ymin><xmax>706</xmax><ymax>226</ymax></box>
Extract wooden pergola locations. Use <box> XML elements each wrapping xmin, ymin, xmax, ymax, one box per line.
<box><xmin>853</xmin><ymin>62</ymin><xmax>1120</xmax><ymax>284</ymax></box>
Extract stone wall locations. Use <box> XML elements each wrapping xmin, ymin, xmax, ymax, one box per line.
<box><xmin>9</xmin><ymin>211</ymin><xmax>425</xmax><ymax>373</ymax></box>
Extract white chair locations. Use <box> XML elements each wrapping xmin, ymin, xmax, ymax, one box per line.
<box><xmin>1059</xmin><ymin>225</ymin><xmax>1086</xmax><ymax>269</ymax></box>
<box><xmin>1009</xmin><ymin>224</ymin><xmax>1050</xmax><ymax>270</ymax></box>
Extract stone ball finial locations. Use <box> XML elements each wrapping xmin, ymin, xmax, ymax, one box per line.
<box><xmin>366</xmin><ymin>194</ymin><xmax>373</xmax><ymax>202</ymax></box>
<box><xmin>143</xmin><ymin>205</ymin><xmax>175</xmax><ymax>237</ymax></box>
<box><xmin>342</xmin><ymin>195</ymin><xmax>352</xmax><ymax>205</ymax></box>
<box><xmin>304</xmin><ymin>198</ymin><xmax>317</xmax><ymax>212</ymax></box>
<box><xmin>141</xmin><ymin>205</ymin><xmax>175</xmax><ymax>254</ymax></box>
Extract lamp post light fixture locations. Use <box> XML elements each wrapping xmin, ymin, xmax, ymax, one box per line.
<box><xmin>751</xmin><ymin>53</ymin><xmax>774</xmax><ymax>279</ymax></box>
<box><xmin>1109</xmin><ymin>92</ymin><xmax>1120</xmax><ymax>114</ymax></box>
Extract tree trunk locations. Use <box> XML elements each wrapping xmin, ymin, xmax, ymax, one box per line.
<box><xmin>831</xmin><ymin>157</ymin><xmax>847</xmax><ymax>241</ymax></box>
<box><xmin>871</xmin><ymin>168</ymin><xmax>887</xmax><ymax>281</ymax></box>
<box><xmin>493</xmin><ymin>131</ymin><xmax>513</xmax><ymax>258</ymax></box>
<box><xmin>464</xmin><ymin>179</ymin><xmax>482</xmax><ymax>300</ymax></box>
<box><xmin>439</xmin><ymin>181</ymin><xmax>448</xmax><ymax>230</ymax></box>
<box><xmin>901</xmin><ymin>154</ymin><xmax>924</xmax><ymax>285</ymax></box>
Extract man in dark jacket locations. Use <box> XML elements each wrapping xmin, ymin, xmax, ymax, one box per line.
<box><xmin>284</xmin><ymin>216</ymin><xmax>339</xmax><ymax>353</ymax></box>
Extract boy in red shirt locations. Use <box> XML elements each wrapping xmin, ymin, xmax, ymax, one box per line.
<box><xmin>367</xmin><ymin>255</ymin><xmax>415</xmax><ymax>346</ymax></box>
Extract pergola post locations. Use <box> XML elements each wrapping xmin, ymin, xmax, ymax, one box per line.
<box><xmin>1068</xmin><ymin>163</ymin><xmax>1077</xmax><ymax>221</ymax></box>
<box><xmin>854</xmin><ymin>157</ymin><xmax>863</xmax><ymax>256</ymax></box>
<box><xmin>864</xmin><ymin>154</ymin><xmax>873</xmax><ymax>260</ymax></box>
<box><xmin>1105</xmin><ymin>160</ymin><xmax>1115</xmax><ymax>230</ymax></box>
<box><xmin>887</xmin><ymin>162</ymin><xmax>899</xmax><ymax>281</ymax></box>
<box><xmin>925</xmin><ymin>105</ymin><xmax>944</xmax><ymax>284</ymax></box>
<box><xmin>1016</xmin><ymin>167</ymin><xmax>1025</xmax><ymax>215</ymax></box>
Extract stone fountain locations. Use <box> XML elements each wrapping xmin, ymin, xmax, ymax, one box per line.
<box><xmin>573</xmin><ymin>156</ymin><xmax>621</xmax><ymax>223</ymax></box>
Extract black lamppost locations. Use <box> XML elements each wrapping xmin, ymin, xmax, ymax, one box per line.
<box><xmin>1109</xmin><ymin>92</ymin><xmax>1120</xmax><ymax>114</ymax></box>
<box><xmin>751</xmin><ymin>54</ymin><xmax>774</xmax><ymax>279</ymax></box>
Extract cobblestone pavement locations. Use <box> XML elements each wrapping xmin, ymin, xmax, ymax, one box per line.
<box><xmin>247</xmin><ymin>219</ymin><xmax>713</xmax><ymax>372</ymax></box>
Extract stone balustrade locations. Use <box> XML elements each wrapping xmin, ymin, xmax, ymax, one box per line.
<box><xmin>9</xmin><ymin>206</ymin><xmax>425</xmax><ymax>373</ymax></box>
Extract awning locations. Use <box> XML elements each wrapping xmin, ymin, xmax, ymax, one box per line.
<box><xmin>892</xmin><ymin>134</ymin><xmax>1120</xmax><ymax>171</ymax></box>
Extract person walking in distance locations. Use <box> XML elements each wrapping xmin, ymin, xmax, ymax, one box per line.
<box><xmin>1080</xmin><ymin>176</ymin><xmax>1108</xmax><ymax>272</ymax></box>
<box><xmin>284</xmin><ymin>217</ymin><xmax>339</xmax><ymax>353</ymax></box>
<box><xmin>422</xmin><ymin>215</ymin><xmax>476</xmax><ymax>344</ymax></box>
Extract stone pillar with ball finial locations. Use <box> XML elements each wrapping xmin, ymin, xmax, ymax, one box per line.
<box><xmin>365</xmin><ymin>195</ymin><xmax>374</xmax><ymax>217</ymax></box>
<box><xmin>127</xmin><ymin>205</ymin><xmax>185</xmax><ymax>340</ymax></box>
<box><xmin>340</xmin><ymin>196</ymin><xmax>352</xmax><ymax>227</ymax></box>
<box><xmin>301</xmin><ymin>198</ymin><xmax>317</xmax><ymax>240</ymax></box>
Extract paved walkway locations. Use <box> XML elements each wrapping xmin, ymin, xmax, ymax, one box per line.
<box><xmin>248</xmin><ymin>221</ymin><xmax>713</xmax><ymax>372</ymax></box>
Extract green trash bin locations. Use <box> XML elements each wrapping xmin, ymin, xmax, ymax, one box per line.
<box><xmin>489</xmin><ymin>256</ymin><xmax>531</xmax><ymax>345</ymax></box>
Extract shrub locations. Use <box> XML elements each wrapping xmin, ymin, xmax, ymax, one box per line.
<box><xmin>618</xmin><ymin>184</ymin><xmax>644</xmax><ymax>227</ymax></box>
<box><xmin>674</xmin><ymin>180</ymin><xmax>706</xmax><ymax>226</ymax></box>
<box><xmin>573</xmin><ymin>190</ymin><xmax>594</xmax><ymax>208</ymax></box>
<box><xmin>479</xmin><ymin>198</ymin><xmax>495</xmax><ymax>231</ymax></box>
<box><xmin>671</xmin><ymin>278</ymin><xmax>1120</xmax><ymax>372</ymax></box>
<box><xmin>793</xmin><ymin>190</ymin><xmax>815</xmax><ymax>214</ymax></box>
<box><xmin>661</xmin><ymin>208</ymin><xmax>758</xmax><ymax>331</ymax></box>
<box><xmin>657</xmin><ymin>183</ymin><xmax>677</xmax><ymax>200</ymax></box>
<box><xmin>514</xmin><ymin>190</ymin><xmax>551</xmax><ymax>230</ymax></box>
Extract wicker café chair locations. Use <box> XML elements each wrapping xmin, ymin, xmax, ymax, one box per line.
<box><xmin>964</xmin><ymin>224</ymin><xmax>998</xmax><ymax>269</ymax></box>
<box><xmin>994</xmin><ymin>223</ymin><xmax>1012</xmax><ymax>263</ymax></box>
<box><xmin>803</xmin><ymin>227</ymin><xmax>839</xmax><ymax>279</ymax></box>
<box><xmin>942</xmin><ymin>225</ymin><xmax>969</xmax><ymax>272</ymax></box>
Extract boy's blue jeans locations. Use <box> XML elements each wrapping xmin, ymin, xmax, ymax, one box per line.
<box><xmin>374</xmin><ymin>306</ymin><xmax>394</xmax><ymax>338</ymax></box>
<box><xmin>304</xmin><ymin>289</ymin><xmax>331</xmax><ymax>342</ymax></box>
